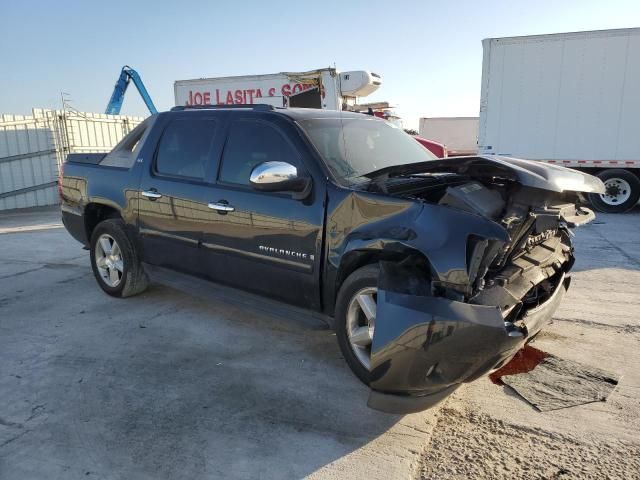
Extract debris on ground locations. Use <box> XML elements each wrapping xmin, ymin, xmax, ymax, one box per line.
<box><xmin>489</xmin><ymin>345</ymin><xmax>620</xmax><ymax>411</ymax></box>
<box><xmin>501</xmin><ymin>353</ymin><xmax>620</xmax><ymax>411</ymax></box>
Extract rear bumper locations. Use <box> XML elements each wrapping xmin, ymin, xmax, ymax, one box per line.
<box><xmin>367</xmin><ymin>274</ymin><xmax>569</xmax><ymax>414</ymax></box>
<box><xmin>61</xmin><ymin>205</ymin><xmax>88</xmax><ymax>246</ymax></box>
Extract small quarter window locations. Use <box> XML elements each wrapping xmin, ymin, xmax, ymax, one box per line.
<box><xmin>100</xmin><ymin>120</ymin><xmax>150</xmax><ymax>168</ymax></box>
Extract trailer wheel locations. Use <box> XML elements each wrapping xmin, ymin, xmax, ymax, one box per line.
<box><xmin>589</xmin><ymin>169</ymin><xmax>640</xmax><ymax>213</ymax></box>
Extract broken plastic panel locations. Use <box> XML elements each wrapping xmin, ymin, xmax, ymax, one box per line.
<box><xmin>366</xmin><ymin>261</ymin><xmax>570</xmax><ymax>414</ymax></box>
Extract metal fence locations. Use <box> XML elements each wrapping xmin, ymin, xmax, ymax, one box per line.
<box><xmin>0</xmin><ymin>108</ymin><xmax>144</xmax><ymax>211</ymax></box>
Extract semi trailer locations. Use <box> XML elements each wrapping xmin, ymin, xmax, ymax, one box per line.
<box><xmin>479</xmin><ymin>28</ymin><xmax>640</xmax><ymax>212</ymax></box>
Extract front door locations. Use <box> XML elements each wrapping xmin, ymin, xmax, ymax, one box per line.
<box><xmin>137</xmin><ymin>112</ymin><xmax>226</xmax><ymax>274</ymax></box>
<box><xmin>199</xmin><ymin>113</ymin><xmax>325</xmax><ymax>309</ymax></box>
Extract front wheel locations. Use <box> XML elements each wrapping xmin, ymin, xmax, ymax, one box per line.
<box><xmin>89</xmin><ymin>218</ymin><xmax>149</xmax><ymax>298</ymax></box>
<box><xmin>335</xmin><ymin>264</ymin><xmax>379</xmax><ymax>386</ymax></box>
<box><xmin>589</xmin><ymin>169</ymin><xmax>640</xmax><ymax>213</ymax></box>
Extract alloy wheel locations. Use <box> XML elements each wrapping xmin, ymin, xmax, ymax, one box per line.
<box><xmin>95</xmin><ymin>234</ymin><xmax>124</xmax><ymax>287</ymax></box>
<box><xmin>346</xmin><ymin>286</ymin><xmax>377</xmax><ymax>371</ymax></box>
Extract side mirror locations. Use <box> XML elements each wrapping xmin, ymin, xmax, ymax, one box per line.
<box><xmin>250</xmin><ymin>161</ymin><xmax>311</xmax><ymax>198</ymax></box>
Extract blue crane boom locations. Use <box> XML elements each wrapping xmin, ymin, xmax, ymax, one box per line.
<box><xmin>105</xmin><ymin>66</ymin><xmax>158</xmax><ymax>115</ymax></box>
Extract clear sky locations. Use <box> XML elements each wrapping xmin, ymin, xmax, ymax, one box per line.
<box><xmin>0</xmin><ymin>0</ymin><xmax>638</xmax><ymax>128</ymax></box>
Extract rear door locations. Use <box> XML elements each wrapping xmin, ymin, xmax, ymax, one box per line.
<box><xmin>137</xmin><ymin>111</ymin><xmax>226</xmax><ymax>273</ymax></box>
<box><xmin>199</xmin><ymin>112</ymin><xmax>326</xmax><ymax>309</ymax></box>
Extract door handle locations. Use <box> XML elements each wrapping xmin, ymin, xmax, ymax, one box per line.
<box><xmin>141</xmin><ymin>190</ymin><xmax>162</xmax><ymax>200</ymax></box>
<box><xmin>208</xmin><ymin>201</ymin><xmax>235</xmax><ymax>213</ymax></box>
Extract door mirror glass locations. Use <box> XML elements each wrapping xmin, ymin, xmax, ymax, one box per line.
<box><xmin>250</xmin><ymin>161</ymin><xmax>310</xmax><ymax>196</ymax></box>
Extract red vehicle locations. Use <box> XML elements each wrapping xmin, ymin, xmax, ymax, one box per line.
<box><xmin>412</xmin><ymin>135</ymin><xmax>447</xmax><ymax>158</ymax></box>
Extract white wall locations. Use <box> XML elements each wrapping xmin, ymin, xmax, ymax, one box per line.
<box><xmin>419</xmin><ymin>117</ymin><xmax>479</xmax><ymax>154</ymax></box>
<box><xmin>0</xmin><ymin>109</ymin><xmax>144</xmax><ymax>211</ymax></box>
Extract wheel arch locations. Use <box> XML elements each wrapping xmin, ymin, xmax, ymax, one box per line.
<box><xmin>330</xmin><ymin>245</ymin><xmax>433</xmax><ymax>316</ymax></box>
<box><xmin>84</xmin><ymin>203</ymin><xmax>122</xmax><ymax>243</ymax></box>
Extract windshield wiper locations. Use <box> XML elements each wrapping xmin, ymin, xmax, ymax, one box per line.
<box><xmin>363</xmin><ymin>162</ymin><xmax>426</xmax><ymax>181</ymax></box>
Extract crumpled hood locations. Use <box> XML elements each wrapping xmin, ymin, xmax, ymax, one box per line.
<box><xmin>364</xmin><ymin>155</ymin><xmax>606</xmax><ymax>194</ymax></box>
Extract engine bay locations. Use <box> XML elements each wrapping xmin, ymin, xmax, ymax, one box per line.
<box><xmin>377</xmin><ymin>172</ymin><xmax>594</xmax><ymax>326</ymax></box>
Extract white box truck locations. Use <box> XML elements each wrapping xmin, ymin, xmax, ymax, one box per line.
<box><xmin>419</xmin><ymin>117</ymin><xmax>479</xmax><ymax>156</ymax></box>
<box><xmin>173</xmin><ymin>68</ymin><xmax>449</xmax><ymax>158</ymax></box>
<box><xmin>478</xmin><ymin>28</ymin><xmax>640</xmax><ymax>212</ymax></box>
<box><xmin>174</xmin><ymin>67</ymin><xmax>381</xmax><ymax>112</ymax></box>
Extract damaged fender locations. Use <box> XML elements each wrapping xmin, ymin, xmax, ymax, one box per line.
<box><xmin>367</xmin><ymin>265</ymin><xmax>570</xmax><ymax>414</ymax></box>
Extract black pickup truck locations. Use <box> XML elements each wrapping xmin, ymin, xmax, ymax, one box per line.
<box><xmin>60</xmin><ymin>105</ymin><xmax>604</xmax><ymax>414</ymax></box>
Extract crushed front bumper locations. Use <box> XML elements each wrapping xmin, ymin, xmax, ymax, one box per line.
<box><xmin>368</xmin><ymin>274</ymin><xmax>569</xmax><ymax>414</ymax></box>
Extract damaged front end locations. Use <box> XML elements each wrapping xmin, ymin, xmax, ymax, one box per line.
<box><xmin>365</xmin><ymin>157</ymin><xmax>603</xmax><ymax>414</ymax></box>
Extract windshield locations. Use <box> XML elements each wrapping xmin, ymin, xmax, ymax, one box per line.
<box><xmin>298</xmin><ymin>116</ymin><xmax>438</xmax><ymax>183</ymax></box>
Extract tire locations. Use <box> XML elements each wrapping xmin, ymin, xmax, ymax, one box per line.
<box><xmin>589</xmin><ymin>169</ymin><xmax>640</xmax><ymax>213</ymax></box>
<box><xmin>335</xmin><ymin>264</ymin><xmax>380</xmax><ymax>386</ymax></box>
<box><xmin>89</xmin><ymin>218</ymin><xmax>148</xmax><ymax>298</ymax></box>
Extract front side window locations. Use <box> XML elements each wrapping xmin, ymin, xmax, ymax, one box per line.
<box><xmin>155</xmin><ymin>119</ymin><xmax>218</xmax><ymax>180</ymax></box>
<box><xmin>219</xmin><ymin>120</ymin><xmax>299</xmax><ymax>186</ymax></box>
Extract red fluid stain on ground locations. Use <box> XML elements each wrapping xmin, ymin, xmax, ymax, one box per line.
<box><xmin>489</xmin><ymin>345</ymin><xmax>549</xmax><ymax>385</ymax></box>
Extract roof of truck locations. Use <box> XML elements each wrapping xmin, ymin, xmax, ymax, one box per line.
<box><xmin>169</xmin><ymin>104</ymin><xmax>376</xmax><ymax>121</ymax></box>
<box><xmin>279</xmin><ymin>107</ymin><xmax>372</xmax><ymax>121</ymax></box>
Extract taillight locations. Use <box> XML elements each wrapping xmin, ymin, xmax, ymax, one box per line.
<box><xmin>57</xmin><ymin>163</ymin><xmax>64</xmax><ymax>201</ymax></box>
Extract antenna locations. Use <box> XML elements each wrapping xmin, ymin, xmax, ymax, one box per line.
<box><xmin>60</xmin><ymin>92</ymin><xmax>72</xmax><ymax>113</ymax></box>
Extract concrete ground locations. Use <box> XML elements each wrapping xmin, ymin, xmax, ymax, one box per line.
<box><xmin>0</xmin><ymin>207</ymin><xmax>437</xmax><ymax>480</ymax></box>
<box><xmin>1</xmin><ymin>205</ymin><xmax>639</xmax><ymax>479</ymax></box>
<box><xmin>420</xmin><ymin>205</ymin><xmax>640</xmax><ymax>480</ymax></box>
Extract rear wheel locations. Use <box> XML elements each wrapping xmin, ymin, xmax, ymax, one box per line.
<box><xmin>335</xmin><ymin>265</ymin><xmax>379</xmax><ymax>385</ymax></box>
<box><xmin>90</xmin><ymin>218</ymin><xmax>148</xmax><ymax>297</ymax></box>
<box><xmin>589</xmin><ymin>169</ymin><xmax>640</xmax><ymax>213</ymax></box>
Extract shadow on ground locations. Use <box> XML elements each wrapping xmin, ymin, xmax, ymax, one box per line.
<box><xmin>0</xmin><ymin>226</ymin><xmax>406</xmax><ymax>479</ymax></box>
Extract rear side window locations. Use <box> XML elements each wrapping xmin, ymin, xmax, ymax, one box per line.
<box><xmin>219</xmin><ymin>120</ymin><xmax>299</xmax><ymax>186</ymax></box>
<box><xmin>155</xmin><ymin>119</ymin><xmax>218</xmax><ymax>180</ymax></box>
